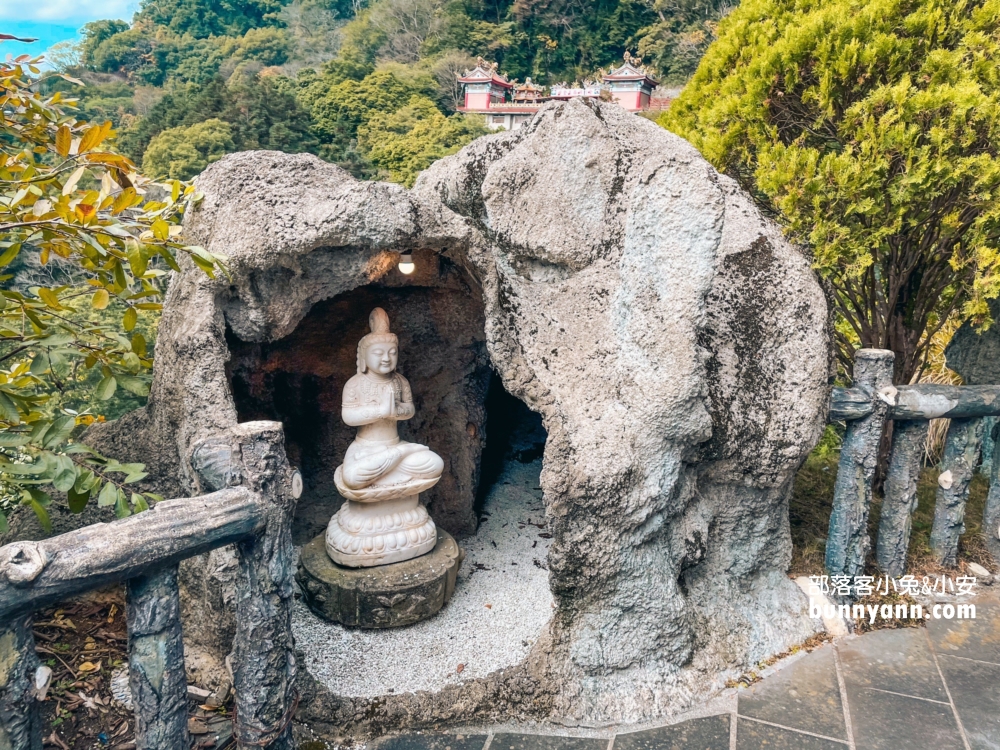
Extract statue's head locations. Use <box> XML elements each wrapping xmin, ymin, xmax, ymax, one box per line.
<box><xmin>357</xmin><ymin>307</ymin><xmax>398</xmax><ymax>375</ymax></box>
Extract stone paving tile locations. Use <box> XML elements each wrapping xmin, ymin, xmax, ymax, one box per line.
<box><xmin>837</xmin><ymin>627</ymin><xmax>948</xmax><ymax>701</ymax></box>
<box><xmin>845</xmin><ymin>683</ymin><xmax>964</xmax><ymax>750</ymax></box>
<box><xmin>927</xmin><ymin>595</ymin><xmax>1000</xmax><ymax>664</ymax></box>
<box><xmin>735</xmin><ymin>718</ymin><xmax>845</xmax><ymax>749</ymax></box>
<box><xmin>491</xmin><ymin>734</ymin><xmax>607</xmax><ymax>750</ymax></box>
<box><xmin>373</xmin><ymin>733</ymin><xmax>490</xmax><ymax>750</ymax></box>
<box><xmin>737</xmin><ymin>646</ymin><xmax>846</xmax><ymax>740</ymax></box>
<box><xmin>613</xmin><ymin>714</ymin><xmax>730</xmax><ymax>750</ymax></box>
<box><xmin>938</xmin><ymin>655</ymin><xmax>1000</xmax><ymax>750</ymax></box>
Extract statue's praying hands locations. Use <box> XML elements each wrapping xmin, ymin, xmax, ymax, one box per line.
<box><xmin>379</xmin><ymin>381</ymin><xmax>395</xmax><ymax>420</ymax></box>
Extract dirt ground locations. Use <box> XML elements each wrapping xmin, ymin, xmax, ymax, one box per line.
<box><xmin>32</xmin><ymin>587</ymin><xmax>234</xmax><ymax>750</ymax></box>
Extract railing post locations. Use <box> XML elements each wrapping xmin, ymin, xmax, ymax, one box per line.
<box><xmin>931</xmin><ymin>417</ymin><xmax>986</xmax><ymax>566</ymax></box>
<box><xmin>980</xmin><ymin>416</ymin><xmax>997</xmax><ymax>476</ymax></box>
<box><xmin>986</xmin><ymin>420</ymin><xmax>1000</xmax><ymax>563</ymax></box>
<box><xmin>127</xmin><ymin>565</ymin><xmax>189</xmax><ymax>750</ymax></box>
<box><xmin>228</xmin><ymin>421</ymin><xmax>300</xmax><ymax>750</ymax></box>
<box><xmin>877</xmin><ymin>419</ymin><xmax>929</xmax><ymax>577</ymax></box>
<box><xmin>826</xmin><ymin>348</ymin><xmax>894</xmax><ymax>581</ymax></box>
<box><xmin>0</xmin><ymin>615</ymin><xmax>43</xmax><ymax>750</ymax></box>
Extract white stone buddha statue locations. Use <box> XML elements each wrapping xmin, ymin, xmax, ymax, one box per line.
<box><xmin>325</xmin><ymin>308</ymin><xmax>443</xmax><ymax>567</ymax></box>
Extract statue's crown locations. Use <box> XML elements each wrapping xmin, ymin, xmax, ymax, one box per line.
<box><xmin>357</xmin><ymin>307</ymin><xmax>398</xmax><ymax>373</ymax></box>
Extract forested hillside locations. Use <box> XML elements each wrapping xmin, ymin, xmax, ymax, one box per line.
<box><xmin>48</xmin><ymin>0</ymin><xmax>728</xmax><ymax>185</ymax></box>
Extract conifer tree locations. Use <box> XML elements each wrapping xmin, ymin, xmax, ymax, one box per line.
<box><xmin>665</xmin><ymin>0</ymin><xmax>1000</xmax><ymax>383</ymax></box>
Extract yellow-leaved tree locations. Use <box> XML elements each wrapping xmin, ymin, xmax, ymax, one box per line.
<box><xmin>0</xmin><ymin>44</ymin><xmax>226</xmax><ymax>532</ymax></box>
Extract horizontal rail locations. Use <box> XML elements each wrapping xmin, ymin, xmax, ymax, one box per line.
<box><xmin>0</xmin><ymin>486</ymin><xmax>263</xmax><ymax>621</ymax></box>
<box><xmin>830</xmin><ymin>384</ymin><xmax>1000</xmax><ymax>422</ymax></box>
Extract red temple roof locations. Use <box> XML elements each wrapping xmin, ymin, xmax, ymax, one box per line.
<box><xmin>458</xmin><ymin>61</ymin><xmax>513</xmax><ymax>89</ymax></box>
<box><xmin>602</xmin><ymin>54</ymin><xmax>659</xmax><ymax>86</ymax></box>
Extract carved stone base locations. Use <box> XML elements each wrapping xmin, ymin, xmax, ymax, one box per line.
<box><xmin>325</xmin><ymin>494</ymin><xmax>437</xmax><ymax>567</ymax></box>
<box><xmin>297</xmin><ymin>529</ymin><xmax>462</xmax><ymax>628</ymax></box>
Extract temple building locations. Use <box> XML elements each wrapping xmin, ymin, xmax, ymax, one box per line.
<box><xmin>603</xmin><ymin>53</ymin><xmax>661</xmax><ymax>111</ymax></box>
<box><xmin>457</xmin><ymin>54</ymin><xmax>669</xmax><ymax>130</ymax></box>
<box><xmin>457</xmin><ymin>58</ymin><xmax>513</xmax><ymax>111</ymax></box>
<box><xmin>513</xmin><ymin>78</ymin><xmax>546</xmax><ymax>105</ymax></box>
<box><xmin>458</xmin><ymin>60</ymin><xmax>534</xmax><ymax>130</ymax></box>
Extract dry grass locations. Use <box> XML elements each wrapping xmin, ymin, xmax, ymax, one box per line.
<box><xmin>788</xmin><ymin>450</ymin><xmax>838</xmax><ymax>577</ymax></box>
<box><xmin>851</xmin><ymin>589</ymin><xmax>924</xmax><ymax>635</ymax></box>
<box><xmin>789</xmin><ymin>445</ymin><xmax>994</xmax><ymax>634</ymax></box>
<box><xmin>915</xmin><ymin>316</ymin><xmax>964</xmax><ymax>464</ymax></box>
<box><xmin>724</xmin><ymin>632</ymin><xmax>832</xmax><ymax>689</ymax></box>
<box><xmin>789</xmin><ymin>319</ymin><xmax>998</xmax><ymax>634</ymax></box>
<box><xmin>789</xmin><ymin>445</ymin><xmax>995</xmax><ymax>579</ymax></box>
<box><xmin>906</xmin><ymin>469</ymin><xmax>995</xmax><ymax>573</ymax></box>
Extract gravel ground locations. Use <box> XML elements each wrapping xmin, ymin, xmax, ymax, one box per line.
<box><xmin>291</xmin><ymin>457</ymin><xmax>554</xmax><ymax>697</ymax></box>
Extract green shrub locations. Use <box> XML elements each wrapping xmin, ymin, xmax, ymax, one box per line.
<box><xmin>664</xmin><ymin>0</ymin><xmax>1000</xmax><ymax>384</ymax></box>
<box><xmin>142</xmin><ymin>118</ymin><xmax>237</xmax><ymax>180</ymax></box>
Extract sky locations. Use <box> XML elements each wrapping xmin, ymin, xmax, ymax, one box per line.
<box><xmin>0</xmin><ymin>1</ymin><xmax>139</xmax><ymax>60</ymax></box>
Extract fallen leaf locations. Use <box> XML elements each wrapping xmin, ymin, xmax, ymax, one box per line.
<box><xmin>456</xmin><ymin>664</ymin><xmax>465</xmax><ymax>674</ymax></box>
<box><xmin>77</xmin><ymin>691</ymin><xmax>98</xmax><ymax>710</ymax></box>
<box><xmin>36</xmin><ymin>618</ymin><xmax>76</xmax><ymax>631</ymax></box>
<box><xmin>188</xmin><ymin>718</ymin><xmax>210</xmax><ymax>735</ymax></box>
<box><xmin>484</xmin><ymin>603</ymin><xmax>492</xmax><ymax>609</ymax></box>
<box><xmin>77</xmin><ymin>661</ymin><xmax>99</xmax><ymax>673</ymax></box>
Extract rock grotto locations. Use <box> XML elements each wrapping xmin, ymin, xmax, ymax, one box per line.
<box><xmin>72</xmin><ymin>97</ymin><xmax>832</xmax><ymax>736</ymax></box>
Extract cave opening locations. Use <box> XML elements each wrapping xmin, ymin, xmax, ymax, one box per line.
<box><xmin>475</xmin><ymin>373</ymin><xmax>548</xmax><ymax>520</ymax></box>
<box><xmin>223</xmin><ymin>251</ymin><xmax>547</xmax><ymax>551</ymax></box>
<box><xmin>221</xmin><ymin>251</ymin><xmax>556</xmax><ymax>694</ymax></box>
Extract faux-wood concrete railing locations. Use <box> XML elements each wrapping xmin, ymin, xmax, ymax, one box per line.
<box><xmin>0</xmin><ymin>420</ymin><xmax>301</xmax><ymax>750</ymax></box>
<box><xmin>826</xmin><ymin>349</ymin><xmax>1000</xmax><ymax>580</ymax></box>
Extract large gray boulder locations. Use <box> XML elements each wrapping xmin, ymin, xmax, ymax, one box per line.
<box><xmin>82</xmin><ymin>98</ymin><xmax>831</xmax><ymax>732</ymax></box>
<box><xmin>412</xmin><ymin>99</ymin><xmax>831</xmax><ymax>719</ymax></box>
<box><xmin>947</xmin><ymin>299</ymin><xmax>1000</xmax><ymax>386</ymax></box>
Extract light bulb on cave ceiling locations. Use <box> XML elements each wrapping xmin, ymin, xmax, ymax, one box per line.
<box><xmin>398</xmin><ymin>251</ymin><xmax>415</xmax><ymax>275</ymax></box>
